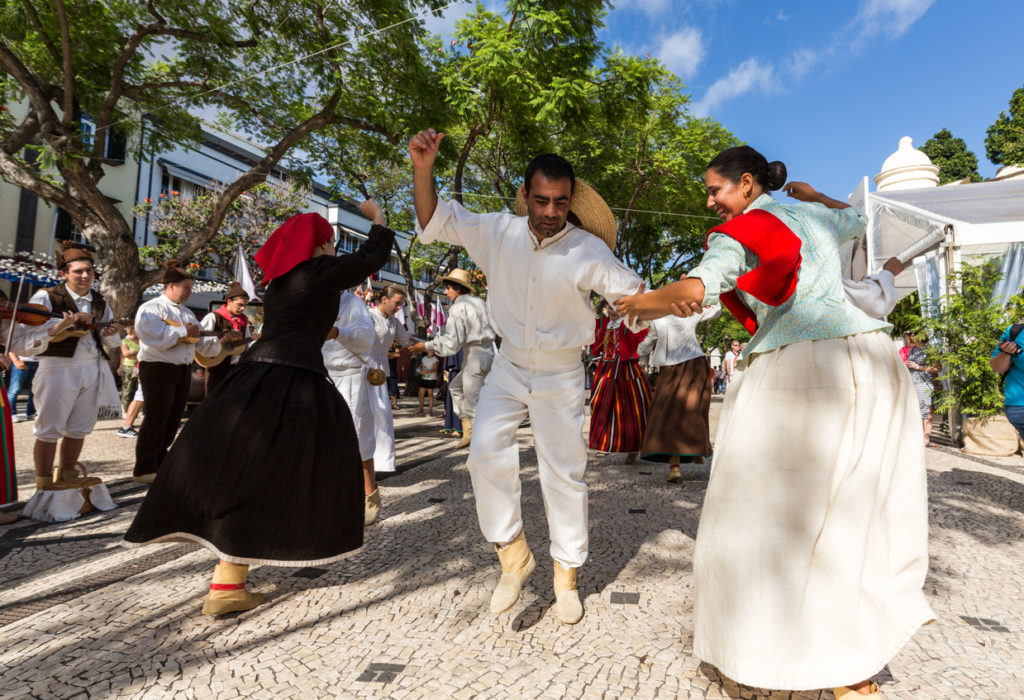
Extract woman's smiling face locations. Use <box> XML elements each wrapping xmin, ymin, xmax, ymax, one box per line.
<box><xmin>704</xmin><ymin>167</ymin><xmax>755</xmax><ymax>222</ymax></box>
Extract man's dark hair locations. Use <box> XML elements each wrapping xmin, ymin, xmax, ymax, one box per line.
<box><xmin>524</xmin><ymin>153</ymin><xmax>575</xmax><ymax>194</ymax></box>
<box><xmin>444</xmin><ymin>281</ymin><xmax>471</xmax><ymax>295</ymax></box>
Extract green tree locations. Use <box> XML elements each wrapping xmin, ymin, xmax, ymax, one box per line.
<box><xmin>135</xmin><ymin>180</ymin><xmax>310</xmax><ymax>288</ymax></box>
<box><xmin>920</xmin><ymin>128</ymin><xmax>981</xmax><ymax>184</ymax></box>
<box><xmin>0</xmin><ymin>0</ymin><xmax>446</xmax><ymax>315</ymax></box>
<box><xmin>985</xmin><ymin>83</ymin><xmax>1024</xmax><ymax>167</ymax></box>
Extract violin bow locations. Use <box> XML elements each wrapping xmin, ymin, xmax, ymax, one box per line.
<box><xmin>4</xmin><ymin>273</ymin><xmax>25</xmax><ymax>357</ymax></box>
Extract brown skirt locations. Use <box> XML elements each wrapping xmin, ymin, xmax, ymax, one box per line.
<box><xmin>640</xmin><ymin>356</ymin><xmax>713</xmax><ymax>462</ymax></box>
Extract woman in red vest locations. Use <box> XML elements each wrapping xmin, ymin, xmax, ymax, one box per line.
<box><xmin>617</xmin><ymin>146</ymin><xmax>932</xmax><ymax>699</ymax></box>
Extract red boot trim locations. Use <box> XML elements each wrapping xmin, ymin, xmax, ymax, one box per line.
<box><xmin>209</xmin><ymin>583</ymin><xmax>246</xmax><ymax>591</ymax></box>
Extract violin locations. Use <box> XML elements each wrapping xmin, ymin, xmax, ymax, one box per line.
<box><xmin>0</xmin><ymin>300</ymin><xmax>65</xmax><ymax>326</ymax></box>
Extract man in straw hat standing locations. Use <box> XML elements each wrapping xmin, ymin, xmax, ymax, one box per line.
<box><xmin>408</xmin><ymin>268</ymin><xmax>495</xmax><ymax>449</ymax></box>
<box><xmin>20</xmin><ymin>242</ymin><xmax>122</xmax><ymax>511</ymax></box>
<box><xmin>410</xmin><ymin>128</ymin><xmax>645</xmax><ymax>624</ymax></box>
<box><xmin>132</xmin><ymin>261</ymin><xmax>221</xmax><ymax>484</ymax></box>
<box><xmin>199</xmin><ymin>281</ymin><xmax>252</xmax><ymax>393</ymax></box>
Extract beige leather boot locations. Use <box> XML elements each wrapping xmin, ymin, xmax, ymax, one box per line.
<box><xmin>0</xmin><ymin>510</ymin><xmax>17</xmax><ymax>525</ymax></box>
<box><xmin>834</xmin><ymin>683</ymin><xmax>882</xmax><ymax>699</ymax></box>
<box><xmin>201</xmin><ymin>564</ymin><xmax>265</xmax><ymax>616</ymax></box>
<box><xmin>552</xmin><ymin>561</ymin><xmax>583</xmax><ymax>624</ymax></box>
<box><xmin>489</xmin><ymin>531</ymin><xmax>535</xmax><ymax>613</ymax></box>
<box><xmin>35</xmin><ymin>476</ymin><xmax>52</xmax><ymax>490</ymax></box>
<box><xmin>364</xmin><ymin>488</ymin><xmax>381</xmax><ymax>527</ymax></box>
<box><xmin>455</xmin><ymin>418</ymin><xmax>473</xmax><ymax>449</ymax></box>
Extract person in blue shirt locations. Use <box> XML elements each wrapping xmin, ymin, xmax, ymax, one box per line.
<box><xmin>990</xmin><ymin>325</ymin><xmax>1024</xmax><ymax>437</ymax></box>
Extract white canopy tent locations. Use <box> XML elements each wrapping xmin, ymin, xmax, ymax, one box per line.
<box><xmin>850</xmin><ymin>175</ymin><xmax>1024</xmax><ymax>311</ymax></box>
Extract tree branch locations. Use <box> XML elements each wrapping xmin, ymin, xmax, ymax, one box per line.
<box><xmin>1</xmin><ymin>112</ymin><xmax>40</xmax><ymax>154</ymax></box>
<box><xmin>19</xmin><ymin>0</ymin><xmax>61</xmax><ymax>67</ymax></box>
<box><xmin>0</xmin><ymin>41</ymin><xmax>64</xmax><ymax>140</ymax></box>
<box><xmin>173</xmin><ymin>91</ymin><xmax>344</xmax><ymax>262</ymax></box>
<box><xmin>0</xmin><ymin>149</ymin><xmax>87</xmax><ymax>218</ymax></box>
<box><xmin>53</xmin><ymin>0</ymin><xmax>74</xmax><ymax>126</ymax></box>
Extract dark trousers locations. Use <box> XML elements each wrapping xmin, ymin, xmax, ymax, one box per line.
<box><xmin>204</xmin><ymin>361</ymin><xmax>235</xmax><ymax>396</ymax></box>
<box><xmin>135</xmin><ymin>361</ymin><xmax>190</xmax><ymax>476</ymax></box>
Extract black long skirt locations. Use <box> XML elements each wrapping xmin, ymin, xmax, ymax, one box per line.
<box><xmin>123</xmin><ymin>361</ymin><xmax>364</xmax><ymax>566</ymax></box>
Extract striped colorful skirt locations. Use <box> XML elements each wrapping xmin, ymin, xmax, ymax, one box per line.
<box><xmin>588</xmin><ymin>358</ymin><xmax>653</xmax><ymax>453</ymax></box>
<box><xmin>1</xmin><ymin>379</ymin><xmax>16</xmax><ymax>506</ymax></box>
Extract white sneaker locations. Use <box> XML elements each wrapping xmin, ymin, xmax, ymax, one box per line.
<box><xmin>11</xmin><ymin>415</ymin><xmax>27</xmax><ymax>423</ymax></box>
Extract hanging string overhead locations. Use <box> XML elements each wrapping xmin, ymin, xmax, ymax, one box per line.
<box><xmin>451</xmin><ymin>191</ymin><xmax>722</xmax><ymax>221</ymax></box>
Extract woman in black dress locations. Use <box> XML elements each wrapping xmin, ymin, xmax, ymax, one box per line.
<box><xmin>124</xmin><ymin>201</ymin><xmax>394</xmax><ymax>616</ymax></box>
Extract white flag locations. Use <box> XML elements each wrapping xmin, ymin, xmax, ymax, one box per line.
<box><xmin>234</xmin><ymin>244</ymin><xmax>261</xmax><ymax>302</ymax></box>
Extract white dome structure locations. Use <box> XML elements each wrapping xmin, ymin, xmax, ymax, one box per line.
<box><xmin>873</xmin><ymin>136</ymin><xmax>939</xmax><ymax>192</ymax></box>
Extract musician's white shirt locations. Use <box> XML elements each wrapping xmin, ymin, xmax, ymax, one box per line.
<box><xmin>23</xmin><ymin>285</ymin><xmax>119</xmax><ymax>363</ymax></box>
<box><xmin>136</xmin><ymin>293</ymin><xmax>219</xmax><ymax>365</ymax></box>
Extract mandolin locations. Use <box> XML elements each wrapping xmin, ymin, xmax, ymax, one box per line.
<box><xmin>160</xmin><ymin>317</ymin><xmax>221</xmax><ymax>345</ymax></box>
<box><xmin>50</xmin><ymin>317</ymin><xmax>132</xmax><ymax>343</ymax></box>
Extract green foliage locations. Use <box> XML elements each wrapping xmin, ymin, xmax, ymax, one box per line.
<box><xmin>698</xmin><ymin>311</ymin><xmax>751</xmax><ymax>355</ymax></box>
<box><xmin>135</xmin><ymin>181</ymin><xmax>309</xmax><ymax>285</ymax></box>
<box><xmin>918</xmin><ymin>260</ymin><xmax>1023</xmax><ymax>417</ymax></box>
<box><xmin>888</xmin><ymin>291</ymin><xmax>922</xmax><ymax>336</ymax></box>
<box><xmin>985</xmin><ymin>83</ymin><xmax>1024</xmax><ymax>167</ymax></box>
<box><xmin>920</xmin><ymin>128</ymin><xmax>981</xmax><ymax>184</ymax></box>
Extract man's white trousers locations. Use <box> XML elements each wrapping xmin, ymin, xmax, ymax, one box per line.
<box><xmin>449</xmin><ymin>344</ymin><xmax>494</xmax><ymax>422</ymax></box>
<box><xmin>467</xmin><ymin>348</ymin><xmax>588</xmax><ymax>569</ymax></box>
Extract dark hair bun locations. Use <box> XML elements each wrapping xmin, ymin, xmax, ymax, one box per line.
<box><xmin>765</xmin><ymin>161</ymin><xmax>787</xmax><ymax>191</ymax></box>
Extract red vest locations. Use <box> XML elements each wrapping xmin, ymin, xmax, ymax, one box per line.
<box><xmin>705</xmin><ymin>209</ymin><xmax>802</xmax><ymax>334</ymax></box>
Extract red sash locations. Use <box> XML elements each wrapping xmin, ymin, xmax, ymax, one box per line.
<box><xmin>706</xmin><ymin>209</ymin><xmax>802</xmax><ymax>334</ymax></box>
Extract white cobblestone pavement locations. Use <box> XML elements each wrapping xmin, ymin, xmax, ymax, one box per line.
<box><xmin>1</xmin><ymin>396</ymin><xmax>1022</xmax><ymax>699</ymax></box>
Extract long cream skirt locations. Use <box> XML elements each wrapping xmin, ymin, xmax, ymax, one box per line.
<box><xmin>693</xmin><ymin>331</ymin><xmax>934</xmax><ymax>690</ymax></box>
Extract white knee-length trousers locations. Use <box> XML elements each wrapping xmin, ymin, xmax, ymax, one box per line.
<box><xmin>467</xmin><ymin>349</ymin><xmax>588</xmax><ymax>568</ymax></box>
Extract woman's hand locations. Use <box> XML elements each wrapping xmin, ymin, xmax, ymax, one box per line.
<box><xmin>359</xmin><ymin>199</ymin><xmax>387</xmax><ymax>227</ymax></box>
<box><xmin>782</xmin><ymin>182</ymin><xmax>818</xmax><ymax>202</ymax></box>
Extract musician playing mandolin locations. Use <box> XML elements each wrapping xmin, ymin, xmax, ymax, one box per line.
<box><xmin>198</xmin><ymin>281</ymin><xmax>252</xmax><ymax>393</ymax></box>
<box><xmin>132</xmin><ymin>260</ymin><xmax>222</xmax><ymax>484</ymax></box>
<box><xmin>21</xmin><ymin>241</ymin><xmax>123</xmax><ymax>493</ymax></box>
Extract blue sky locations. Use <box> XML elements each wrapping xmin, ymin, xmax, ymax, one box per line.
<box><xmin>424</xmin><ymin>0</ymin><xmax>1024</xmax><ymax>202</ymax></box>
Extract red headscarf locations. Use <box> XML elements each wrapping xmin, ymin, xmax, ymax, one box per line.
<box><xmin>254</xmin><ymin>213</ymin><xmax>335</xmax><ymax>283</ymax></box>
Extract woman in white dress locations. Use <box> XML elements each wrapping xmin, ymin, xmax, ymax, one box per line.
<box><xmin>617</xmin><ymin>146</ymin><xmax>933</xmax><ymax>698</ymax></box>
<box><xmin>367</xmin><ymin>286</ymin><xmax>415</xmax><ymax>474</ymax></box>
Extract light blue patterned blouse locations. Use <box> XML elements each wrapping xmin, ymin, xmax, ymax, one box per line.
<box><xmin>688</xmin><ymin>193</ymin><xmax>890</xmax><ymax>359</ymax></box>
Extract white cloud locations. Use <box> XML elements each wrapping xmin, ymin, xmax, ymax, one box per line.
<box><xmin>784</xmin><ymin>47</ymin><xmax>818</xmax><ymax>81</ymax></box>
<box><xmin>691</xmin><ymin>0</ymin><xmax>934</xmax><ymax>116</ymax></box>
<box><xmin>854</xmin><ymin>0</ymin><xmax>936</xmax><ymax>40</ymax></box>
<box><xmin>656</xmin><ymin>27</ymin><xmax>705</xmax><ymax>80</ymax></box>
<box><xmin>692</xmin><ymin>58</ymin><xmax>776</xmax><ymax>117</ymax></box>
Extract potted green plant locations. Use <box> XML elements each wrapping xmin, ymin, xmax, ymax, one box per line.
<box><xmin>920</xmin><ymin>260</ymin><xmax>1024</xmax><ymax>455</ymax></box>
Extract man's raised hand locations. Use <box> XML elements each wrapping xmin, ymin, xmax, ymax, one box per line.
<box><xmin>409</xmin><ymin>129</ymin><xmax>444</xmax><ymax>170</ymax></box>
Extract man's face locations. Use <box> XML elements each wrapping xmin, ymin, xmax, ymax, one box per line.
<box><xmin>226</xmin><ymin>296</ymin><xmax>248</xmax><ymax>316</ymax></box>
<box><xmin>165</xmin><ymin>280</ymin><xmax>193</xmax><ymax>304</ymax></box>
<box><xmin>61</xmin><ymin>260</ymin><xmax>95</xmax><ymax>294</ymax></box>
<box><xmin>522</xmin><ymin>174</ymin><xmax>573</xmax><ymax>239</ymax></box>
<box><xmin>731</xmin><ymin>341</ymin><xmax>740</xmax><ymax>352</ymax></box>
<box><xmin>443</xmin><ymin>283</ymin><xmax>460</xmax><ymax>302</ymax></box>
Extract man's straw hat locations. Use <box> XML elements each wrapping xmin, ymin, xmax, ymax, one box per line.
<box><xmin>514</xmin><ymin>179</ymin><xmax>617</xmax><ymax>251</ymax></box>
<box><xmin>438</xmin><ymin>268</ymin><xmax>474</xmax><ymax>291</ymax></box>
